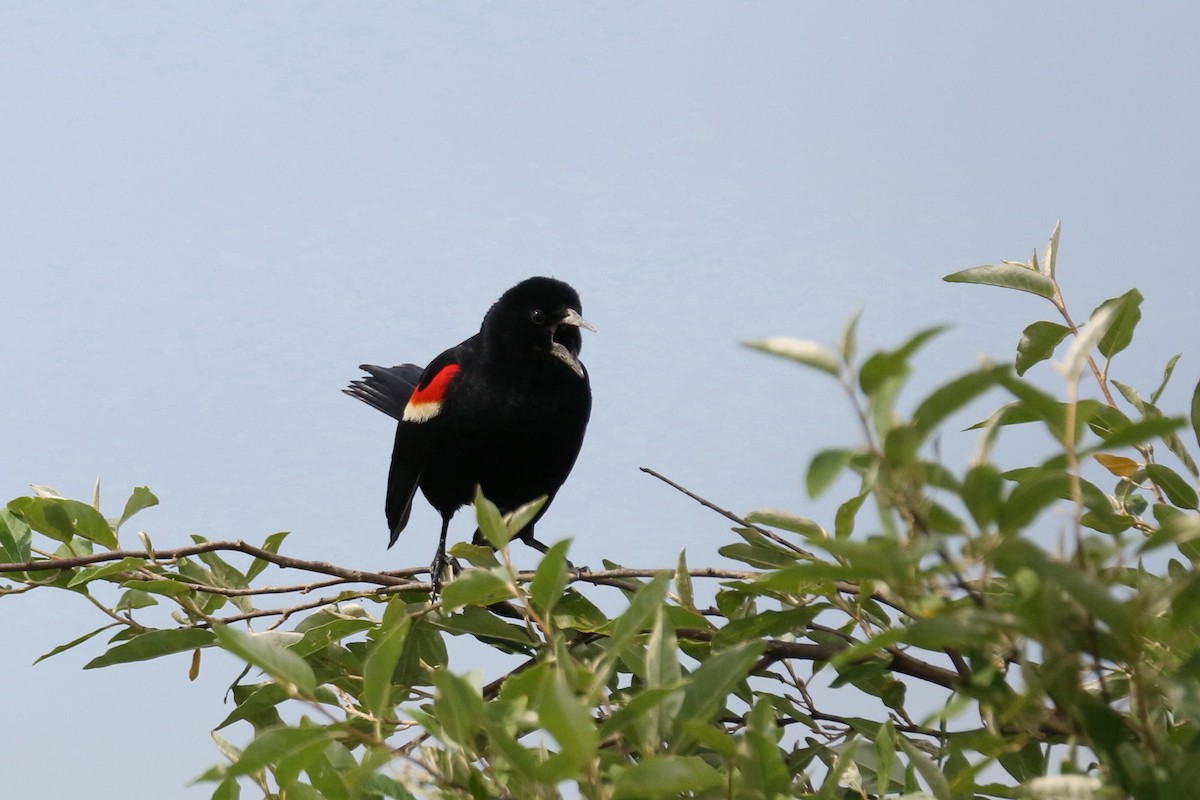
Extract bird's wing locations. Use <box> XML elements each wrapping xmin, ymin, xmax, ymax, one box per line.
<box><xmin>383</xmin><ymin>340</ymin><xmax>477</xmax><ymax>545</ymax></box>
<box><xmin>343</xmin><ymin>363</ymin><xmax>425</xmax><ymax>421</ymax></box>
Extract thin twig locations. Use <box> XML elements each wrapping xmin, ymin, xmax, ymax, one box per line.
<box><xmin>640</xmin><ymin>467</ymin><xmax>813</xmax><ymax>557</ymax></box>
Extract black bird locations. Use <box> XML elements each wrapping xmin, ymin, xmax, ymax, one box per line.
<box><xmin>344</xmin><ymin>277</ymin><xmax>593</xmax><ymax>584</ymax></box>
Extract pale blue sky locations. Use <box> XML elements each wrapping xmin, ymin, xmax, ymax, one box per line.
<box><xmin>3</xmin><ymin>4</ymin><xmax>1199</xmax><ymax>797</ymax></box>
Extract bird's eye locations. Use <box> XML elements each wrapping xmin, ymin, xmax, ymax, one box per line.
<box><xmin>530</xmin><ymin>309</ymin><xmax>545</xmax><ymax>325</ymax></box>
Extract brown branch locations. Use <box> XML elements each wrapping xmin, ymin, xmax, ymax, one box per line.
<box><xmin>0</xmin><ymin>540</ymin><xmax>410</xmax><ymax>586</ymax></box>
<box><xmin>677</xmin><ymin>627</ymin><xmax>965</xmax><ymax>691</ymax></box>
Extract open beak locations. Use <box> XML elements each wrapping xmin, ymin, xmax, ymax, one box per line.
<box><xmin>550</xmin><ymin>307</ymin><xmax>594</xmax><ymax>377</ymax></box>
<box><xmin>561</xmin><ymin>308</ymin><xmax>595</xmax><ymax>333</ymax></box>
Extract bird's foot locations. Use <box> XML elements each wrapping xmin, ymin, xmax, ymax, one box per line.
<box><xmin>428</xmin><ymin>550</ymin><xmax>461</xmax><ymax>597</ymax></box>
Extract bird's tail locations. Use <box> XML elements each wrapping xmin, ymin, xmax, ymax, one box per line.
<box><xmin>343</xmin><ymin>363</ymin><xmax>424</xmax><ymax>421</ymax></box>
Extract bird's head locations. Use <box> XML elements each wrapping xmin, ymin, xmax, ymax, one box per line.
<box><xmin>484</xmin><ymin>277</ymin><xmax>595</xmax><ymax>378</ymax></box>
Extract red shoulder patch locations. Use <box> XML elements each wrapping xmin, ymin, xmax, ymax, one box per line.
<box><xmin>402</xmin><ymin>364</ymin><xmax>460</xmax><ymax>423</ymax></box>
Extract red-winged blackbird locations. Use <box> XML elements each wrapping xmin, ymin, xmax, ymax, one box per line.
<box><xmin>345</xmin><ymin>277</ymin><xmax>593</xmax><ymax>584</ymax></box>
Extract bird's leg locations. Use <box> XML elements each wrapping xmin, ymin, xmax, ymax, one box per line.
<box><xmin>429</xmin><ymin>514</ymin><xmax>454</xmax><ymax>595</ymax></box>
<box><xmin>519</xmin><ymin>526</ymin><xmax>583</xmax><ymax>573</ymax></box>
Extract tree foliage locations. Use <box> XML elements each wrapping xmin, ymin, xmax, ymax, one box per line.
<box><xmin>4</xmin><ymin>224</ymin><xmax>1200</xmax><ymax>799</ymax></box>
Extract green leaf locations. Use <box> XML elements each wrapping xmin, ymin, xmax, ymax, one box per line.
<box><xmin>67</xmin><ymin>556</ymin><xmax>145</xmax><ymax>587</ymax></box>
<box><xmin>210</xmin><ymin>777</ymin><xmax>240</xmax><ymax>800</ymax></box>
<box><xmin>1059</xmin><ymin>303</ymin><xmax>1116</xmax><ymax>383</ymax></box>
<box><xmin>912</xmin><ymin>363</ymin><xmax>1009</xmax><ymax>436</ymax></box>
<box><xmin>1192</xmin><ymin>377</ymin><xmax>1200</xmax><ymax>452</ymax></box>
<box><xmin>718</xmin><ymin>541</ymin><xmax>796</xmax><ymax>570</ymax></box>
<box><xmin>1042</xmin><ymin>220</ymin><xmax>1061</xmax><ymax>278</ymax></box>
<box><xmin>447</xmin><ymin>541</ymin><xmax>500</xmax><ymax>568</ymax></box>
<box><xmin>590</xmin><ymin>573</ymin><xmax>671</xmax><ymax>692</ymax></box>
<box><xmin>225</xmin><ymin>725</ymin><xmax>335</xmax><ymax>778</ymax></box>
<box><xmin>674</xmin><ymin>549</ymin><xmax>694</xmax><ymax>611</ymax></box>
<box><xmin>504</xmin><ymin>495</ymin><xmax>548</xmax><ymax>539</ymax></box>
<box><xmin>212</xmin><ymin>624</ymin><xmax>316</xmax><ymax>695</ymax></box>
<box><xmin>807</xmin><ymin>449</ymin><xmax>853</xmax><ymax>498</ymax></box>
<box><xmin>431</xmin><ymin>669</ymin><xmax>483</xmax><ymax>746</ymax></box>
<box><xmin>642</xmin><ymin>608</ymin><xmax>682</xmax><ymax>745</ymax></box>
<box><xmin>115</xmin><ymin>486</ymin><xmax>159</xmax><ymax>532</ymax></box>
<box><xmin>432</xmin><ymin>605</ymin><xmax>535</xmax><ymax>649</ymax></box>
<box><xmin>961</xmin><ymin>463</ymin><xmax>1004</xmax><ymax>528</ymax></box>
<box><xmin>528</xmin><ymin>539</ymin><xmax>571</xmax><ymax>616</ymax></box>
<box><xmin>859</xmin><ymin>325</ymin><xmax>949</xmax><ymax>396</ymax></box>
<box><xmin>601</xmin><ymin>683</ymin><xmax>690</xmax><ymax>742</ymax></box>
<box><xmin>439</xmin><ymin>568</ymin><xmax>513</xmax><ymax>612</ymax></box>
<box><xmin>839</xmin><ymin>307</ymin><xmax>862</xmax><ymax>367</ymax></box>
<box><xmin>745</xmin><ymin>508</ymin><xmax>825</xmax><ymax>539</ymax></box>
<box><xmin>1114</xmin><ymin>380</ymin><xmax>1198</xmax><ymax>477</ymax></box>
<box><xmin>1095</xmin><ymin>288</ymin><xmax>1143</xmax><ymax>359</ymax></box>
<box><xmin>1146</xmin><ymin>463</ymin><xmax>1199</xmax><ymax>510</ymax></box>
<box><xmin>7</xmin><ymin>496</ymin><xmax>117</xmax><ymax>548</ymax></box>
<box><xmin>611</xmin><ymin>756</ymin><xmax>723</xmax><ymax>799</ymax></box>
<box><xmin>998</xmin><ymin>740</ymin><xmax>1046</xmax><ymax>782</ymax></box>
<box><xmin>473</xmin><ymin>486</ymin><xmax>509</xmax><ymax>548</ymax></box>
<box><xmin>943</xmin><ymin>262</ymin><xmax>1055</xmax><ymax>299</ymax></box>
<box><xmin>875</xmin><ymin>720</ymin><xmax>897</xmax><ymax>795</ymax></box>
<box><xmin>246</xmin><ymin>532</ymin><xmax>290</xmax><ymax>582</ymax></box>
<box><xmin>0</xmin><ymin>508</ymin><xmax>32</xmax><ymax>562</ymax></box>
<box><xmin>84</xmin><ymin>627</ymin><xmax>215</xmax><ymax>669</ymax></box>
<box><xmin>1016</xmin><ymin>321</ymin><xmax>1070</xmax><ymax>376</ymax></box>
<box><xmin>676</xmin><ymin>641</ymin><xmax>764</xmax><ymax>739</ymax></box>
<box><xmin>999</xmin><ymin>375</ymin><xmax>1067</xmax><ymax>440</ymax></box>
<box><xmin>897</xmin><ymin>735</ymin><xmax>951</xmax><ymax>800</ymax></box>
<box><xmin>835</xmin><ymin>492</ymin><xmax>868</xmax><ymax>538</ymax></box>
<box><xmin>537</xmin><ymin>665</ymin><xmax>598</xmax><ymax>771</ymax></box>
<box><xmin>743</xmin><ymin>337</ymin><xmax>839</xmax><ymax>376</ymax></box>
<box><xmin>1151</xmin><ymin>353</ymin><xmax>1182</xmax><ymax>404</ymax></box>
<box><xmin>1087</xmin><ymin>415</ymin><xmax>1186</xmax><ymax>451</ymax></box>
<box><xmin>362</xmin><ymin>613</ymin><xmax>411</xmax><ymax>719</ymax></box>
<box><xmin>114</xmin><ymin>589</ymin><xmax>157</xmax><ymax>612</ymax></box>
<box><xmin>33</xmin><ymin>623</ymin><xmax>121</xmax><ymax>665</ymax></box>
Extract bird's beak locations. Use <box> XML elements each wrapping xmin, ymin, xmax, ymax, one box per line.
<box><xmin>561</xmin><ymin>308</ymin><xmax>595</xmax><ymax>333</ymax></box>
<box><xmin>550</xmin><ymin>308</ymin><xmax>594</xmax><ymax>378</ymax></box>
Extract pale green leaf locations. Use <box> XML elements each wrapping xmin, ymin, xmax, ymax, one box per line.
<box><xmin>743</xmin><ymin>337</ymin><xmax>839</xmax><ymax>376</ymax></box>
<box><xmin>8</xmin><ymin>496</ymin><xmax>117</xmax><ymax>548</ymax></box>
<box><xmin>1042</xmin><ymin>220</ymin><xmax>1061</xmax><ymax>278</ymax></box>
<box><xmin>473</xmin><ymin>486</ymin><xmax>509</xmax><ymax>548</ymax></box>
<box><xmin>116</xmin><ymin>486</ymin><xmax>159</xmax><ymax>532</ymax></box>
<box><xmin>612</xmin><ymin>756</ymin><xmax>722</xmax><ymax>799</ymax></box>
<box><xmin>67</xmin><ymin>556</ymin><xmax>145</xmax><ymax>587</ymax></box>
<box><xmin>85</xmin><ymin>628</ymin><xmax>215</xmax><ymax>669</ymax></box>
<box><xmin>246</xmin><ymin>532</ymin><xmax>290</xmax><ymax>581</ymax></box>
<box><xmin>212</xmin><ymin>624</ymin><xmax>316</xmax><ymax>695</ymax></box>
<box><xmin>1150</xmin><ymin>353</ymin><xmax>1181</xmax><ymax>404</ymax></box>
<box><xmin>439</xmin><ymin>568</ymin><xmax>513</xmax><ymax>612</ymax></box>
<box><xmin>362</xmin><ymin>614</ymin><xmax>411</xmax><ymax>719</ymax></box>
<box><xmin>504</xmin><ymin>495</ymin><xmax>547</xmax><ymax>539</ymax></box>
<box><xmin>897</xmin><ymin>735</ymin><xmax>951</xmax><ymax>800</ymax></box>
<box><xmin>745</xmin><ymin>508</ymin><xmax>826</xmax><ymax>539</ymax></box>
<box><xmin>1058</xmin><ymin>303</ymin><xmax>1116</xmax><ymax>383</ymax></box>
<box><xmin>528</xmin><ymin>539</ymin><xmax>571</xmax><ymax>616</ymax></box>
<box><xmin>0</xmin><ymin>508</ymin><xmax>32</xmax><ymax>562</ymax></box>
<box><xmin>942</xmin><ymin>262</ymin><xmax>1055</xmax><ymax>299</ymax></box>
